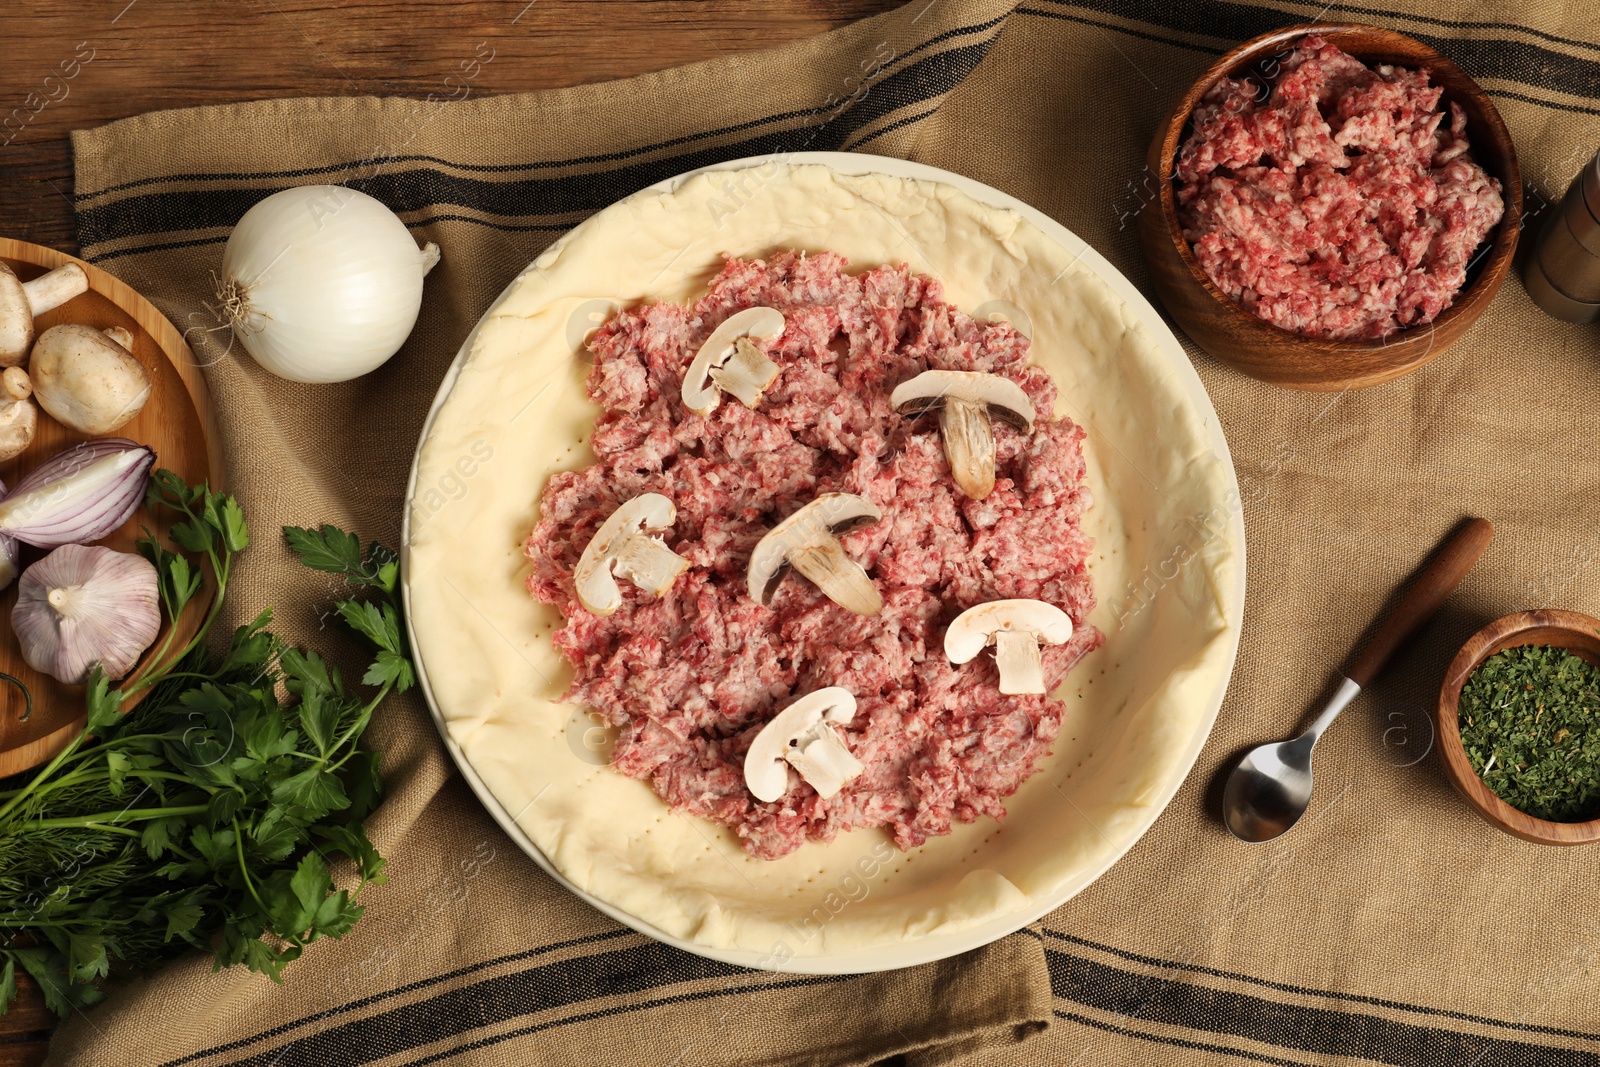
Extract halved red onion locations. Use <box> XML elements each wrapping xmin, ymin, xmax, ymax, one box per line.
<box><xmin>0</xmin><ymin>439</ymin><xmax>156</xmax><ymax>548</ymax></box>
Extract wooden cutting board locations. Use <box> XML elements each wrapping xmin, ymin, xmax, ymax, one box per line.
<box><xmin>0</xmin><ymin>237</ymin><xmax>222</xmax><ymax>779</ymax></box>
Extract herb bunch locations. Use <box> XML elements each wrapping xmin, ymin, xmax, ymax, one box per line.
<box><xmin>0</xmin><ymin>471</ymin><xmax>412</xmax><ymax>1016</ymax></box>
<box><xmin>1459</xmin><ymin>643</ymin><xmax>1600</xmax><ymax>822</ymax></box>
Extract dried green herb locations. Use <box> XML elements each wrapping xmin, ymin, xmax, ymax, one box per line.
<box><xmin>1458</xmin><ymin>644</ymin><xmax>1600</xmax><ymax>822</ymax></box>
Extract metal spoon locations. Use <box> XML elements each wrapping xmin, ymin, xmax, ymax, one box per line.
<box><xmin>1222</xmin><ymin>517</ymin><xmax>1495</xmax><ymax>842</ymax></box>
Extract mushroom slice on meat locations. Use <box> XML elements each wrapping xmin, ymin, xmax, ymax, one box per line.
<box><xmin>890</xmin><ymin>370</ymin><xmax>1035</xmax><ymax>500</ymax></box>
<box><xmin>573</xmin><ymin>493</ymin><xmax>690</xmax><ymax>616</ymax></box>
<box><xmin>746</xmin><ymin>492</ymin><xmax>882</xmax><ymax>616</ymax></box>
<box><xmin>944</xmin><ymin>599</ymin><xmax>1074</xmax><ymax>695</ymax></box>
<box><xmin>744</xmin><ymin>686</ymin><xmax>863</xmax><ymax>802</ymax></box>
<box><xmin>681</xmin><ymin>306</ymin><xmax>785</xmax><ymax>416</ymax></box>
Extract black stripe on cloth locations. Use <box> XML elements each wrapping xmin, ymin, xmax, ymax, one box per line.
<box><xmin>73</xmin><ymin>12</ymin><xmax>1012</xmax><ymax>203</ymax></box>
<box><xmin>161</xmin><ymin>929</ymin><xmax>638</xmax><ymax>1067</ymax></box>
<box><xmin>1290</xmin><ymin>1</ymin><xmax>1600</xmax><ymax>55</ymax></box>
<box><xmin>1018</xmin><ymin>6</ymin><xmax>1600</xmax><ymax>121</ymax></box>
<box><xmin>1045</xmin><ymin>947</ymin><xmax>1600</xmax><ymax>1067</ymax></box>
<box><xmin>849</xmin><ymin>106</ymin><xmax>944</xmax><ymax>148</ymax></box>
<box><xmin>1491</xmin><ymin>88</ymin><xmax>1600</xmax><ymax>119</ymax></box>
<box><xmin>76</xmin><ymin>39</ymin><xmax>991</xmax><ymax>254</ymax></box>
<box><xmin>1050</xmin><ymin>0</ymin><xmax>1600</xmax><ymax>102</ymax></box>
<box><xmin>1043</xmin><ymin>929</ymin><xmax>1600</xmax><ymax>1043</ymax></box>
<box><xmin>395</xmin><ymin>975</ymin><xmax>850</xmax><ymax>1067</ymax></box>
<box><xmin>84</xmin><ymin>216</ymin><xmax>574</xmax><ymax>265</ymax></box>
<box><xmin>76</xmin><ymin>20</ymin><xmax>1009</xmax><ymax>256</ymax></box>
<box><xmin>1055</xmin><ymin>1009</ymin><xmax>1313</xmax><ymax>1067</ymax></box>
<box><xmin>218</xmin><ymin>941</ymin><xmax>840</xmax><ymax>1067</ymax></box>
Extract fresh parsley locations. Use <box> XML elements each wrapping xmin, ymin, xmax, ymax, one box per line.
<box><xmin>0</xmin><ymin>474</ymin><xmax>411</xmax><ymax>1016</ymax></box>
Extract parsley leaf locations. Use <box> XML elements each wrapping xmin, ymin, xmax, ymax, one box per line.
<box><xmin>284</xmin><ymin>525</ymin><xmax>364</xmax><ymax>578</ymax></box>
<box><xmin>0</xmin><ymin>487</ymin><xmax>400</xmax><ymax>1019</ymax></box>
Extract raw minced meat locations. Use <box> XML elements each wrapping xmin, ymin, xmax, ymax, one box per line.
<box><xmin>525</xmin><ymin>251</ymin><xmax>1102</xmax><ymax>860</ymax></box>
<box><xmin>1175</xmin><ymin>35</ymin><xmax>1504</xmax><ymax>340</ymax></box>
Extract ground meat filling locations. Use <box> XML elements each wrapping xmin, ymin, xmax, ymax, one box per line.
<box><xmin>526</xmin><ymin>251</ymin><xmax>1102</xmax><ymax>860</ymax></box>
<box><xmin>1175</xmin><ymin>35</ymin><xmax>1505</xmax><ymax>340</ymax></box>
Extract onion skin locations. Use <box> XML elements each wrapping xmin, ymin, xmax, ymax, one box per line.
<box><xmin>0</xmin><ymin>439</ymin><xmax>155</xmax><ymax>547</ymax></box>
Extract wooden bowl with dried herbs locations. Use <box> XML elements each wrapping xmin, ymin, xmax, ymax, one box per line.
<box><xmin>1437</xmin><ymin>609</ymin><xmax>1600</xmax><ymax>844</ymax></box>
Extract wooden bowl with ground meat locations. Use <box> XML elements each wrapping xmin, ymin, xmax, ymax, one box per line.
<box><xmin>1436</xmin><ymin>609</ymin><xmax>1600</xmax><ymax>846</ymax></box>
<box><xmin>1139</xmin><ymin>23</ymin><xmax>1521</xmax><ymax>391</ymax></box>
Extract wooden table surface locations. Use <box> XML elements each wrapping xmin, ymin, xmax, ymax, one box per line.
<box><xmin>0</xmin><ymin>1</ymin><xmax>900</xmax><ymax>1059</ymax></box>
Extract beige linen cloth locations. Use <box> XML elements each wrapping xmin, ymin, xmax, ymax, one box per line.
<box><xmin>47</xmin><ymin>0</ymin><xmax>1600</xmax><ymax>1063</ymax></box>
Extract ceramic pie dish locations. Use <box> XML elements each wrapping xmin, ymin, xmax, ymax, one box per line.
<box><xmin>402</xmin><ymin>153</ymin><xmax>1245</xmax><ymax>972</ymax></box>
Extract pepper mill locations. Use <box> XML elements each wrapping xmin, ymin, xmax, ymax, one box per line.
<box><xmin>1524</xmin><ymin>148</ymin><xmax>1600</xmax><ymax>323</ymax></box>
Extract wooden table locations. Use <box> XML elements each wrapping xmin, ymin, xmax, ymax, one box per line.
<box><xmin>0</xmin><ymin>1</ymin><xmax>900</xmax><ymax>1059</ymax></box>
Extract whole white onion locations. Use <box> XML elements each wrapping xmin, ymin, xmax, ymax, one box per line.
<box><xmin>218</xmin><ymin>185</ymin><xmax>440</xmax><ymax>383</ymax></box>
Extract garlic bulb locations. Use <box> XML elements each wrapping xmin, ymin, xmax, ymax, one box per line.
<box><xmin>13</xmin><ymin>544</ymin><xmax>160</xmax><ymax>684</ymax></box>
<box><xmin>218</xmin><ymin>185</ymin><xmax>440</xmax><ymax>384</ymax></box>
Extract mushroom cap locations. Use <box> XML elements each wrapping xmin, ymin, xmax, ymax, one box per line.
<box><xmin>0</xmin><ymin>265</ymin><xmax>33</xmax><ymax>366</ymax></box>
<box><xmin>743</xmin><ymin>686</ymin><xmax>858</xmax><ymax>802</ymax></box>
<box><xmin>944</xmin><ymin>599</ymin><xmax>1075</xmax><ymax>664</ymax></box>
<box><xmin>746</xmin><ymin>492</ymin><xmax>882</xmax><ymax>604</ymax></box>
<box><xmin>573</xmin><ymin>493</ymin><xmax>679</xmax><ymax>616</ymax></box>
<box><xmin>681</xmin><ymin>306</ymin><xmax>785</xmax><ymax>415</ymax></box>
<box><xmin>30</xmin><ymin>324</ymin><xmax>153</xmax><ymax>435</ymax></box>
<box><xmin>890</xmin><ymin>369</ymin><xmax>1036</xmax><ymax>431</ymax></box>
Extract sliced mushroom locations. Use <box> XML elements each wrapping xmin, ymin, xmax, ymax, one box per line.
<box><xmin>0</xmin><ymin>262</ymin><xmax>89</xmax><ymax>367</ymax></box>
<box><xmin>744</xmin><ymin>686</ymin><xmax>863</xmax><ymax>802</ymax></box>
<box><xmin>0</xmin><ymin>368</ymin><xmax>37</xmax><ymax>461</ymax></box>
<box><xmin>747</xmin><ymin>493</ymin><xmax>882</xmax><ymax>616</ymax></box>
<box><xmin>573</xmin><ymin>493</ymin><xmax>690</xmax><ymax>616</ymax></box>
<box><xmin>681</xmin><ymin>307</ymin><xmax>785</xmax><ymax>416</ymax></box>
<box><xmin>29</xmin><ymin>325</ymin><xmax>152</xmax><ymax>434</ymax></box>
<box><xmin>890</xmin><ymin>370</ymin><xmax>1036</xmax><ymax>500</ymax></box>
<box><xmin>944</xmin><ymin>599</ymin><xmax>1075</xmax><ymax>695</ymax></box>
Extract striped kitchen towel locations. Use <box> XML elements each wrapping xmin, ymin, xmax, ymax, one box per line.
<box><xmin>52</xmin><ymin>0</ymin><xmax>1600</xmax><ymax>1064</ymax></box>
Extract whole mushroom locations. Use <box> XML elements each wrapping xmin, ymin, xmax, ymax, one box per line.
<box><xmin>0</xmin><ymin>262</ymin><xmax>89</xmax><ymax>367</ymax></box>
<box><xmin>30</xmin><ymin>324</ymin><xmax>152</xmax><ymax>434</ymax></box>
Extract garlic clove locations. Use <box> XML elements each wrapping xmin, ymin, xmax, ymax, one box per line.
<box><xmin>0</xmin><ymin>476</ymin><xmax>15</xmax><ymax>592</ymax></box>
<box><xmin>12</xmin><ymin>544</ymin><xmax>160</xmax><ymax>684</ymax></box>
<box><xmin>0</xmin><ymin>534</ymin><xmax>16</xmax><ymax>592</ymax></box>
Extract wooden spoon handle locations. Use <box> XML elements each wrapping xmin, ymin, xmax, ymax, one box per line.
<box><xmin>1341</xmin><ymin>517</ymin><xmax>1495</xmax><ymax>688</ymax></box>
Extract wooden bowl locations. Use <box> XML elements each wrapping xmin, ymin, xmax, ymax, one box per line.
<box><xmin>0</xmin><ymin>238</ymin><xmax>222</xmax><ymax>778</ymax></box>
<box><xmin>1138</xmin><ymin>22</ymin><xmax>1523</xmax><ymax>391</ymax></box>
<box><xmin>1435</xmin><ymin>609</ymin><xmax>1600</xmax><ymax>845</ymax></box>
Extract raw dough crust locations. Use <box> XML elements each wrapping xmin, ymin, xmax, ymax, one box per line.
<box><xmin>406</xmin><ymin>164</ymin><xmax>1238</xmax><ymax>960</ymax></box>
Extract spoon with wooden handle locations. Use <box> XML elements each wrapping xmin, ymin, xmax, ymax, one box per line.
<box><xmin>1222</xmin><ymin>516</ymin><xmax>1495</xmax><ymax>842</ymax></box>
